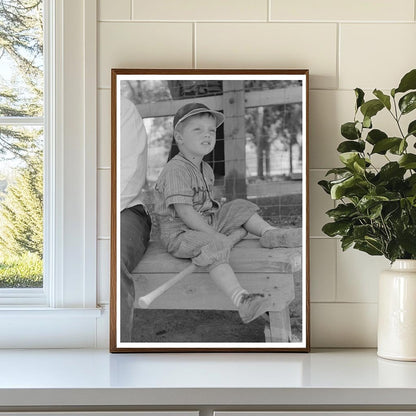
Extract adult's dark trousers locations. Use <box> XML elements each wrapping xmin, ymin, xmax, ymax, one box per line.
<box><xmin>120</xmin><ymin>205</ymin><xmax>151</xmax><ymax>342</ymax></box>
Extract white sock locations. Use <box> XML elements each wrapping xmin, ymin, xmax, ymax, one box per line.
<box><xmin>260</xmin><ymin>225</ymin><xmax>277</xmax><ymax>237</ymax></box>
<box><xmin>209</xmin><ymin>264</ymin><xmax>248</xmax><ymax>307</ymax></box>
<box><xmin>231</xmin><ymin>288</ymin><xmax>248</xmax><ymax>307</ymax></box>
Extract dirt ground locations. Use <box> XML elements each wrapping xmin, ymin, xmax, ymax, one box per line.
<box><xmin>132</xmin><ymin>270</ymin><xmax>302</xmax><ymax>343</ymax></box>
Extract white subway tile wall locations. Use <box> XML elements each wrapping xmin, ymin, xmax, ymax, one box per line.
<box><xmin>311</xmin><ymin>303</ymin><xmax>378</xmax><ymax>347</ymax></box>
<box><xmin>309</xmin><ymin>90</ymin><xmax>354</xmax><ymax>169</ymax></box>
<box><xmin>340</xmin><ymin>24</ymin><xmax>416</xmax><ymax>90</ymax></box>
<box><xmin>336</xmin><ymin>245</ymin><xmax>390</xmax><ymax>303</ymax></box>
<box><xmin>99</xmin><ymin>0</ymin><xmax>131</xmax><ymax>21</ymax></box>
<box><xmin>98</xmin><ymin>22</ymin><xmax>193</xmax><ymax>88</ymax></box>
<box><xmin>196</xmin><ymin>23</ymin><xmax>338</xmax><ymax>89</ymax></box>
<box><xmin>98</xmin><ymin>169</ymin><xmax>111</xmax><ymax>239</ymax></box>
<box><xmin>270</xmin><ymin>0</ymin><xmax>414</xmax><ymax>22</ymax></box>
<box><xmin>310</xmin><ymin>239</ymin><xmax>336</xmax><ymax>302</ymax></box>
<box><xmin>97</xmin><ymin>0</ymin><xmax>416</xmax><ymax>347</ymax></box>
<box><xmin>98</xmin><ymin>90</ymin><xmax>111</xmax><ymax>168</ymax></box>
<box><xmin>309</xmin><ymin>170</ymin><xmax>334</xmax><ymax>237</ymax></box>
<box><xmin>132</xmin><ymin>0</ymin><xmax>269</xmax><ymax>21</ymax></box>
<box><xmin>97</xmin><ymin>240</ymin><xmax>110</xmax><ymax>305</ymax></box>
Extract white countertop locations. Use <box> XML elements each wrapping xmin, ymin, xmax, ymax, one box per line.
<box><xmin>0</xmin><ymin>348</ymin><xmax>416</xmax><ymax>408</ymax></box>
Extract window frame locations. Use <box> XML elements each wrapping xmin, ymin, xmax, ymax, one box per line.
<box><xmin>0</xmin><ymin>0</ymin><xmax>47</xmax><ymax>304</ymax></box>
<box><xmin>0</xmin><ymin>0</ymin><xmax>101</xmax><ymax>348</ymax></box>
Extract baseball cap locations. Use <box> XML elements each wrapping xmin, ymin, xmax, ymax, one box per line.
<box><xmin>173</xmin><ymin>102</ymin><xmax>225</xmax><ymax>130</ymax></box>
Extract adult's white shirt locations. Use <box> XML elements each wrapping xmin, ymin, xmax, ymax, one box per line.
<box><xmin>120</xmin><ymin>96</ymin><xmax>148</xmax><ymax>212</ymax></box>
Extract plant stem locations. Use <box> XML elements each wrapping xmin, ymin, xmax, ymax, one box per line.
<box><xmin>390</xmin><ymin>97</ymin><xmax>406</xmax><ymax>139</ymax></box>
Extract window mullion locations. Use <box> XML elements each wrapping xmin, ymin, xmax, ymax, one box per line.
<box><xmin>0</xmin><ymin>117</ymin><xmax>45</xmax><ymax>126</ymax></box>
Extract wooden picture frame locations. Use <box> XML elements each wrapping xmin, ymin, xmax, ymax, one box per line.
<box><xmin>110</xmin><ymin>69</ymin><xmax>310</xmax><ymax>352</ymax></box>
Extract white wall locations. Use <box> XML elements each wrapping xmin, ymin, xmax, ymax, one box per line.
<box><xmin>96</xmin><ymin>0</ymin><xmax>416</xmax><ymax>348</ymax></box>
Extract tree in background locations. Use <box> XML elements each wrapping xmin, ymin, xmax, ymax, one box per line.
<box><xmin>245</xmin><ymin>81</ymin><xmax>302</xmax><ymax>179</ymax></box>
<box><xmin>0</xmin><ymin>154</ymin><xmax>43</xmax><ymax>257</ymax></box>
<box><xmin>0</xmin><ymin>0</ymin><xmax>43</xmax><ymax>162</ymax></box>
<box><xmin>0</xmin><ymin>0</ymin><xmax>44</xmax><ymax>280</ymax></box>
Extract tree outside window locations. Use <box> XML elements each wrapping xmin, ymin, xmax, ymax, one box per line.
<box><xmin>0</xmin><ymin>0</ymin><xmax>44</xmax><ymax>288</ymax></box>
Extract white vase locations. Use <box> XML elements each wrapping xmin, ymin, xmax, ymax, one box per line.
<box><xmin>378</xmin><ymin>259</ymin><xmax>416</xmax><ymax>361</ymax></box>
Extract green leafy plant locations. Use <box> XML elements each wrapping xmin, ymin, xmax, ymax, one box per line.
<box><xmin>319</xmin><ymin>69</ymin><xmax>416</xmax><ymax>262</ymax></box>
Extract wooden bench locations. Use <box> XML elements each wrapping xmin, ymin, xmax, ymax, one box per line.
<box><xmin>132</xmin><ymin>238</ymin><xmax>301</xmax><ymax>342</ymax></box>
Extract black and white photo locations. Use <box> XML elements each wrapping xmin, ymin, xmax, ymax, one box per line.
<box><xmin>110</xmin><ymin>69</ymin><xmax>310</xmax><ymax>352</ymax></box>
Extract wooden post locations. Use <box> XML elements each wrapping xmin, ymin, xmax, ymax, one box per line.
<box><xmin>222</xmin><ymin>81</ymin><xmax>247</xmax><ymax>200</ymax></box>
<box><xmin>264</xmin><ymin>308</ymin><xmax>292</xmax><ymax>342</ymax></box>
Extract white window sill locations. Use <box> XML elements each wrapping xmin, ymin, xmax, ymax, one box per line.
<box><xmin>0</xmin><ymin>307</ymin><xmax>102</xmax><ymax>316</ymax></box>
<box><xmin>0</xmin><ymin>307</ymin><xmax>104</xmax><ymax>348</ymax></box>
<box><xmin>0</xmin><ymin>349</ymin><xmax>415</xmax><ymax>410</ymax></box>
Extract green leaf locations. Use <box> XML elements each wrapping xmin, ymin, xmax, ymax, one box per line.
<box><xmin>338</xmin><ymin>153</ymin><xmax>370</xmax><ymax>176</ymax></box>
<box><xmin>406</xmin><ymin>175</ymin><xmax>416</xmax><ymax>197</ymax></box>
<box><xmin>363</xmin><ymin>116</ymin><xmax>372</xmax><ymax>129</ymax></box>
<box><xmin>408</xmin><ymin>174</ymin><xmax>416</xmax><ymax>186</ymax></box>
<box><xmin>352</xmin><ymin>224</ymin><xmax>374</xmax><ymax>240</ymax></box>
<box><xmin>366</xmin><ymin>129</ymin><xmax>387</xmax><ymax>145</ymax></box>
<box><xmin>389</xmin><ymin>139</ymin><xmax>408</xmax><ymax>155</ymax></box>
<box><xmin>318</xmin><ymin>180</ymin><xmax>331</xmax><ymax>194</ymax></box>
<box><xmin>341</xmin><ymin>122</ymin><xmax>360</xmax><ymax>140</ymax></box>
<box><xmin>322</xmin><ymin>221</ymin><xmax>351</xmax><ymax>237</ymax></box>
<box><xmin>337</xmin><ymin>140</ymin><xmax>365</xmax><ymax>153</ymax></box>
<box><xmin>326</xmin><ymin>203</ymin><xmax>357</xmax><ymax>220</ymax></box>
<box><xmin>353</xmin><ymin>158</ymin><xmax>366</xmax><ymax>174</ymax></box>
<box><xmin>365</xmin><ymin>236</ymin><xmax>384</xmax><ymax>251</ymax></box>
<box><xmin>399</xmin><ymin>139</ymin><xmax>407</xmax><ymax>154</ymax></box>
<box><xmin>395</xmin><ymin>69</ymin><xmax>416</xmax><ymax>94</ymax></box>
<box><xmin>398</xmin><ymin>227</ymin><xmax>416</xmax><ymax>255</ymax></box>
<box><xmin>339</xmin><ymin>152</ymin><xmax>360</xmax><ymax>167</ymax></box>
<box><xmin>325</xmin><ymin>167</ymin><xmax>351</xmax><ymax>176</ymax></box>
<box><xmin>369</xmin><ymin>203</ymin><xmax>383</xmax><ymax>219</ymax></box>
<box><xmin>373</xmin><ymin>89</ymin><xmax>391</xmax><ymax>110</ymax></box>
<box><xmin>407</xmin><ymin>120</ymin><xmax>416</xmax><ymax>137</ymax></box>
<box><xmin>371</xmin><ymin>137</ymin><xmax>402</xmax><ymax>154</ymax></box>
<box><xmin>399</xmin><ymin>154</ymin><xmax>416</xmax><ymax>169</ymax></box>
<box><xmin>330</xmin><ymin>176</ymin><xmax>354</xmax><ymax>199</ymax></box>
<box><xmin>407</xmin><ymin>195</ymin><xmax>416</xmax><ymax>207</ymax></box>
<box><xmin>357</xmin><ymin>195</ymin><xmax>389</xmax><ymax>212</ymax></box>
<box><xmin>377</xmin><ymin>162</ymin><xmax>406</xmax><ymax>181</ymax></box>
<box><xmin>386</xmin><ymin>239</ymin><xmax>403</xmax><ymax>263</ymax></box>
<box><xmin>399</xmin><ymin>92</ymin><xmax>416</xmax><ymax>115</ymax></box>
<box><xmin>360</xmin><ymin>99</ymin><xmax>384</xmax><ymax>119</ymax></box>
<box><xmin>354</xmin><ymin>241</ymin><xmax>383</xmax><ymax>256</ymax></box>
<box><xmin>341</xmin><ymin>235</ymin><xmax>355</xmax><ymax>251</ymax></box>
<box><xmin>330</xmin><ymin>175</ymin><xmax>366</xmax><ymax>200</ymax></box>
<box><xmin>384</xmin><ymin>204</ymin><xmax>400</xmax><ymax>222</ymax></box>
<box><xmin>355</xmin><ymin>88</ymin><xmax>365</xmax><ymax>110</ymax></box>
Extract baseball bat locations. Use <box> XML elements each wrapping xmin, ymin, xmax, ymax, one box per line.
<box><xmin>137</xmin><ymin>227</ymin><xmax>247</xmax><ymax>309</ymax></box>
<box><xmin>138</xmin><ymin>263</ymin><xmax>196</xmax><ymax>309</ymax></box>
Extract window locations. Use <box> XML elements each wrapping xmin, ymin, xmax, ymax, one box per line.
<box><xmin>0</xmin><ymin>0</ymin><xmax>100</xmax><ymax>348</ymax></box>
<box><xmin>0</xmin><ymin>0</ymin><xmax>46</xmax><ymax>303</ymax></box>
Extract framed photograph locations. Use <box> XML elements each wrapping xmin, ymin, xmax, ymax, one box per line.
<box><xmin>110</xmin><ymin>69</ymin><xmax>310</xmax><ymax>352</ymax></box>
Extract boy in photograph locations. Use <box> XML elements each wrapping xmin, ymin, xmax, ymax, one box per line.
<box><xmin>154</xmin><ymin>102</ymin><xmax>301</xmax><ymax>324</ymax></box>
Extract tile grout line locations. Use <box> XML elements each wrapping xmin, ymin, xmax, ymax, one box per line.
<box><xmin>333</xmin><ymin>228</ymin><xmax>338</xmax><ymax>303</ymax></box>
<box><xmin>336</xmin><ymin>22</ymin><xmax>340</xmax><ymax>90</ymax></box>
<box><xmin>98</xmin><ymin>19</ymin><xmax>415</xmax><ymax>24</ymax></box>
<box><xmin>193</xmin><ymin>22</ymin><xmax>197</xmax><ymax>68</ymax></box>
<box><xmin>310</xmin><ymin>301</ymin><xmax>378</xmax><ymax>305</ymax></box>
<box><xmin>333</xmin><ymin>196</ymin><xmax>339</xmax><ymax>302</ymax></box>
<box><xmin>268</xmin><ymin>0</ymin><xmax>271</xmax><ymax>22</ymax></box>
